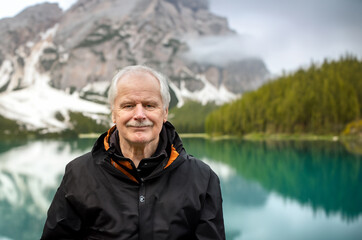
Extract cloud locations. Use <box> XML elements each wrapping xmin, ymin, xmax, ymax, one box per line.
<box><xmin>182</xmin><ymin>35</ymin><xmax>262</xmax><ymax>66</ymax></box>
<box><xmin>207</xmin><ymin>0</ymin><xmax>362</xmax><ymax>74</ymax></box>
<box><xmin>1</xmin><ymin>0</ymin><xmax>361</xmax><ymax>75</ymax></box>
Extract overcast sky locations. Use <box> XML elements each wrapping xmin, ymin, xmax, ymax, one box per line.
<box><xmin>1</xmin><ymin>0</ymin><xmax>361</xmax><ymax>75</ymax></box>
<box><xmin>208</xmin><ymin>0</ymin><xmax>362</xmax><ymax>75</ymax></box>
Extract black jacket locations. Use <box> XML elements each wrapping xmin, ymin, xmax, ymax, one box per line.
<box><xmin>41</xmin><ymin>122</ymin><xmax>225</xmax><ymax>240</ymax></box>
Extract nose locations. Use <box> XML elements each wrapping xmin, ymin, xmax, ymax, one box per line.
<box><xmin>133</xmin><ymin>104</ymin><xmax>146</xmax><ymax>120</ymax></box>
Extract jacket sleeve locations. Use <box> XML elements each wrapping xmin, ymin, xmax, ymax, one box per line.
<box><xmin>195</xmin><ymin>170</ymin><xmax>226</xmax><ymax>240</ymax></box>
<box><xmin>41</xmin><ymin>168</ymin><xmax>84</xmax><ymax>239</ymax></box>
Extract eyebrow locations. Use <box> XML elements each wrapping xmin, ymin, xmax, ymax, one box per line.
<box><xmin>118</xmin><ymin>98</ymin><xmax>160</xmax><ymax>105</ymax></box>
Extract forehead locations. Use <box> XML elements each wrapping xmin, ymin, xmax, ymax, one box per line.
<box><xmin>116</xmin><ymin>71</ymin><xmax>162</xmax><ymax>100</ymax></box>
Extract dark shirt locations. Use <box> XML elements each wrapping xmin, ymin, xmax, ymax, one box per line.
<box><xmin>108</xmin><ymin>126</ymin><xmax>171</xmax><ymax>180</ymax></box>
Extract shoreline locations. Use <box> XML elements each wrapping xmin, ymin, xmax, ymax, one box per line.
<box><xmin>180</xmin><ymin>132</ymin><xmax>361</xmax><ymax>142</ymax></box>
<box><xmin>1</xmin><ymin>132</ymin><xmax>360</xmax><ymax>142</ymax></box>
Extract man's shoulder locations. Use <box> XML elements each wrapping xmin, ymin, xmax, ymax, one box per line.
<box><xmin>185</xmin><ymin>154</ymin><xmax>209</xmax><ymax>167</ymax></box>
<box><xmin>175</xmin><ymin>154</ymin><xmax>221</xmax><ymax>192</ymax></box>
<box><xmin>65</xmin><ymin>152</ymin><xmax>94</xmax><ymax>172</ymax></box>
<box><xmin>180</xmin><ymin>154</ymin><xmax>216</xmax><ymax>178</ymax></box>
<box><xmin>61</xmin><ymin>151</ymin><xmax>103</xmax><ymax>188</ymax></box>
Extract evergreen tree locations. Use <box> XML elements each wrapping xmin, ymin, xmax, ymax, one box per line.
<box><xmin>206</xmin><ymin>55</ymin><xmax>362</xmax><ymax>135</ymax></box>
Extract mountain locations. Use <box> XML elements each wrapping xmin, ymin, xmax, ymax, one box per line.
<box><xmin>0</xmin><ymin>0</ymin><xmax>269</xmax><ymax>134</ymax></box>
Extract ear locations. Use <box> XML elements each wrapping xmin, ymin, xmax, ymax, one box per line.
<box><xmin>163</xmin><ymin>108</ymin><xmax>168</xmax><ymax>123</ymax></box>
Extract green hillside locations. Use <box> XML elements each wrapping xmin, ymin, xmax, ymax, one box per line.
<box><xmin>206</xmin><ymin>55</ymin><xmax>362</xmax><ymax>135</ymax></box>
<box><xmin>169</xmin><ymin>101</ymin><xmax>217</xmax><ymax>133</ymax></box>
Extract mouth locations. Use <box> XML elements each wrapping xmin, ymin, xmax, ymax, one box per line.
<box><xmin>127</xmin><ymin>124</ymin><xmax>153</xmax><ymax>131</ymax></box>
<box><xmin>129</xmin><ymin>125</ymin><xmax>150</xmax><ymax>128</ymax></box>
<box><xmin>126</xmin><ymin>122</ymin><xmax>153</xmax><ymax>128</ymax></box>
<box><xmin>128</xmin><ymin>126</ymin><xmax>152</xmax><ymax>133</ymax></box>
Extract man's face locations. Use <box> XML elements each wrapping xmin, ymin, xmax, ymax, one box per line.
<box><xmin>111</xmin><ymin>72</ymin><xmax>168</xmax><ymax>147</ymax></box>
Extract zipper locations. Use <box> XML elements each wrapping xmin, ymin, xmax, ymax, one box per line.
<box><xmin>138</xmin><ymin>179</ymin><xmax>148</xmax><ymax>240</ymax></box>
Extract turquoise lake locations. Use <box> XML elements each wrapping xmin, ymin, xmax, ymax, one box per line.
<box><xmin>0</xmin><ymin>138</ymin><xmax>361</xmax><ymax>240</ymax></box>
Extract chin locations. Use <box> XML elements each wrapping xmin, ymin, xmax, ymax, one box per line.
<box><xmin>130</xmin><ymin>134</ymin><xmax>153</xmax><ymax>144</ymax></box>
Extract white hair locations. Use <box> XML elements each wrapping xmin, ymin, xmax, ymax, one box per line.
<box><xmin>108</xmin><ymin>65</ymin><xmax>171</xmax><ymax>110</ymax></box>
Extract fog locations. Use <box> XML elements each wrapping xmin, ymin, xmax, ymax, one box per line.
<box><xmin>207</xmin><ymin>0</ymin><xmax>362</xmax><ymax>74</ymax></box>
<box><xmin>1</xmin><ymin>0</ymin><xmax>361</xmax><ymax>75</ymax></box>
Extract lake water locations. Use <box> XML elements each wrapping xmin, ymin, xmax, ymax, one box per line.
<box><xmin>0</xmin><ymin>138</ymin><xmax>361</xmax><ymax>240</ymax></box>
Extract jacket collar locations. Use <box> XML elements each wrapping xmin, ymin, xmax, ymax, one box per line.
<box><xmin>92</xmin><ymin>122</ymin><xmax>185</xmax><ymax>183</ymax></box>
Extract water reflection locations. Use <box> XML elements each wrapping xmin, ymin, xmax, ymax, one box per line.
<box><xmin>194</xmin><ymin>139</ymin><xmax>362</xmax><ymax>240</ymax></box>
<box><xmin>203</xmin><ymin>158</ymin><xmax>268</xmax><ymax>207</ymax></box>
<box><xmin>182</xmin><ymin>138</ymin><xmax>362</xmax><ymax>221</ymax></box>
<box><xmin>0</xmin><ymin>139</ymin><xmax>92</xmax><ymax>240</ymax></box>
<box><xmin>223</xmin><ymin>190</ymin><xmax>362</xmax><ymax>240</ymax></box>
<box><xmin>0</xmin><ymin>138</ymin><xmax>361</xmax><ymax>240</ymax></box>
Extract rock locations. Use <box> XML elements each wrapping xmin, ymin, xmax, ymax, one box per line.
<box><xmin>1</xmin><ymin>0</ymin><xmax>269</xmax><ymax>109</ymax></box>
<box><xmin>0</xmin><ymin>3</ymin><xmax>62</xmax><ymax>54</ymax></box>
<box><xmin>223</xmin><ymin>59</ymin><xmax>270</xmax><ymax>93</ymax></box>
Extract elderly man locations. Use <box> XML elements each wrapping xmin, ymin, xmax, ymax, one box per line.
<box><xmin>41</xmin><ymin>65</ymin><xmax>225</xmax><ymax>240</ymax></box>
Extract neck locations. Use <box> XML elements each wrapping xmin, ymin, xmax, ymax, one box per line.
<box><xmin>119</xmin><ymin>138</ymin><xmax>159</xmax><ymax>168</ymax></box>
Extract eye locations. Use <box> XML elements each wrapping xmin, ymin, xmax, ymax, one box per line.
<box><xmin>122</xmin><ymin>104</ymin><xmax>134</xmax><ymax>109</ymax></box>
<box><xmin>145</xmin><ymin>104</ymin><xmax>156</xmax><ymax>109</ymax></box>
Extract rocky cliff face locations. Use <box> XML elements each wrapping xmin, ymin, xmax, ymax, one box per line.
<box><xmin>0</xmin><ymin>3</ymin><xmax>62</xmax><ymax>91</ymax></box>
<box><xmin>0</xmin><ymin>3</ymin><xmax>62</xmax><ymax>55</ymax></box>
<box><xmin>0</xmin><ymin>0</ymin><xmax>269</xmax><ymax>131</ymax></box>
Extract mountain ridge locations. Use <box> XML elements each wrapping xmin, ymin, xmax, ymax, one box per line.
<box><xmin>0</xmin><ymin>0</ymin><xmax>269</xmax><ymax>133</ymax></box>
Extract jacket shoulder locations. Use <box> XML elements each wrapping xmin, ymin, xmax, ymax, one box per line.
<box><xmin>66</xmin><ymin>152</ymin><xmax>93</xmax><ymax>171</ymax></box>
<box><xmin>182</xmin><ymin>154</ymin><xmax>219</xmax><ymax>181</ymax></box>
<box><xmin>185</xmin><ymin>154</ymin><xmax>210</xmax><ymax>168</ymax></box>
<box><xmin>61</xmin><ymin>152</ymin><xmax>98</xmax><ymax>188</ymax></box>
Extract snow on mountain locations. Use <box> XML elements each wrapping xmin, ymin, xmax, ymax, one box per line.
<box><xmin>0</xmin><ymin>60</ymin><xmax>12</xmax><ymax>90</ymax></box>
<box><xmin>79</xmin><ymin>80</ymin><xmax>110</xmax><ymax>103</ymax></box>
<box><xmin>0</xmin><ymin>0</ymin><xmax>270</xmax><ymax>133</ymax></box>
<box><xmin>169</xmin><ymin>74</ymin><xmax>237</xmax><ymax>107</ymax></box>
<box><xmin>0</xmin><ymin>83</ymin><xmax>109</xmax><ymax>131</ymax></box>
<box><xmin>0</xmin><ymin>23</ymin><xmax>110</xmax><ymax>132</ymax></box>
